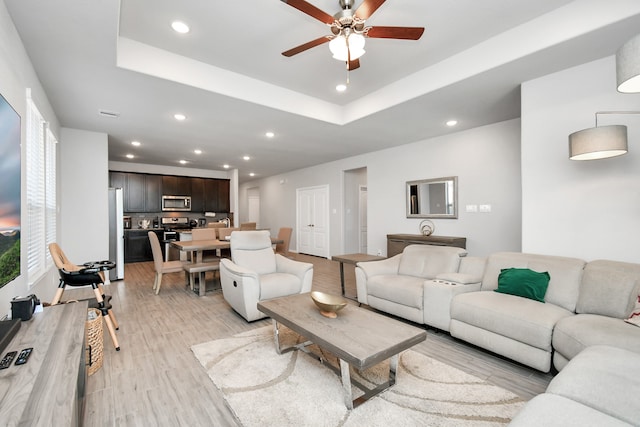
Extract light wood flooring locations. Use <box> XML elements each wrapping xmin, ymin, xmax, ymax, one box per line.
<box><xmin>67</xmin><ymin>254</ymin><xmax>554</xmax><ymax>426</ymax></box>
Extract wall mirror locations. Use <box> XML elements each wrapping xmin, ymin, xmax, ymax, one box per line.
<box><xmin>406</xmin><ymin>176</ymin><xmax>458</xmax><ymax>218</ymax></box>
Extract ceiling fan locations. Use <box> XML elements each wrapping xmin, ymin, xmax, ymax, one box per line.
<box><xmin>280</xmin><ymin>0</ymin><xmax>424</xmax><ymax>71</ymax></box>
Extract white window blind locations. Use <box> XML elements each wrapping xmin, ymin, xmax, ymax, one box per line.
<box><xmin>45</xmin><ymin>127</ymin><xmax>57</xmax><ymax>261</ymax></box>
<box><xmin>26</xmin><ymin>89</ymin><xmax>57</xmax><ymax>285</ymax></box>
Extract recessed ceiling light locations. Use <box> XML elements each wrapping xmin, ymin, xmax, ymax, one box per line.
<box><xmin>131</xmin><ymin>140</ymin><xmax>141</xmax><ymax>146</ymax></box>
<box><xmin>126</xmin><ymin>154</ymin><xmax>134</xmax><ymax>159</ymax></box>
<box><xmin>194</xmin><ymin>149</ymin><xmax>202</xmax><ymax>155</ymax></box>
<box><xmin>171</xmin><ymin>21</ymin><xmax>190</xmax><ymax>34</ymax></box>
<box><xmin>179</xmin><ymin>159</ymin><xmax>187</xmax><ymax>164</ymax></box>
<box><xmin>265</xmin><ymin>131</ymin><xmax>275</xmax><ymax>138</ymax></box>
<box><xmin>223</xmin><ymin>164</ymin><xmax>230</xmax><ymax>169</ymax></box>
<box><xmin>446</xmin><ymin>119</ymin><xmax>458</xmax><ymax>127</ymax></box>
<box><xmin>336</xmin><ymin>84</ymin><xmax>347</xmax><ymax>92</ymax></box>
<box><xmin>243</xmin><ymin>156</ymin><xmax>250</xmax><ymax>161</ymax></box>
<box><xmin>174</xmin><ymin>113</ymin><xmax>186</xmax><ymax>121</ymax></box>
<box><xmin>249</xmin><ymin>172</ymin><xmax>255</xmax><ymax>177</ymax></box>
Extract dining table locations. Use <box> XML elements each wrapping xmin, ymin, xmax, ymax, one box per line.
<box><xmin>170</xmin><ymin>237</ymin><xmax>284</xmax><ymax>263</ymax></box>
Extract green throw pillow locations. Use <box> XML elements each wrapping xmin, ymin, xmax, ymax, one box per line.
<box><xmin>495</xmin><ymin>268</ymin><xmax>550</xmax><ymax>302</ymax></box>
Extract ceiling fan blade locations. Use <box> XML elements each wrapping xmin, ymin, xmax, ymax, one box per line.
<box><xmin>354</xmin><ymin>0</ymin><xmax>387</xmax><ymax>20</ymax></box>
<box><xmin>280</xmin><ymin>0</ymin><xmax>335</xmax><ymax>25</ymax></box>
<box><xmin>347</xmin><ymin>58</ymin><xmax>360</xmax><ymax>71</ymax></box>
<box><xmin>366</xmin><ymin>26</ymin><xmax>425</xmax><ymax>40</ymax></box>
<box><xmin>282</xmin><ymin>36</ymin><xmax>331</xmax><ymax>57</ymax></box>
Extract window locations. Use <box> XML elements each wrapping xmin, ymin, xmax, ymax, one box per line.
<box><xmin>26</xmin><ymin>89</ymin><xmax>57</xmax><ymax>285</ymax></box>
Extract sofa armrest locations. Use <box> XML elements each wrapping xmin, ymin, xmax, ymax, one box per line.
<box><xmin>356</xmin><ymin>254</ymin><xmax>401</xmax><ymax>277</ymax></box>
<box><xmin>275</xmin><ymin>254</ymin><xmax>313</xmax><ymax>282</ymax></box>
<box><xmin>220</xmin><ymin>258</ymin><xmax>259</xmax><ymax>281</ymax></box>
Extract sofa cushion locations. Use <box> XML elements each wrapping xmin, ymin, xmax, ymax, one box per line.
<box><xmin>481</xmin><ymin>252</ymin><xmax>585</xmax><ymax>312</ymax></box>
<box><xmin>451</xmin><ymin>291</ymin><xmax>573</xmax><ymax>350</ymax></box>
<box><xmin>397</xmin><ymin>245</ymin><xmax>466</xmax><ymax>279</ymax></box>
<box><xmin>553</xmin><ymin>314</ymin><xmax>640</xmax><ymax>362</ymax></box>
<box><xmin>367</xmin><ymin>275</ymin><xmax>424</xmax><ymax>309</ymax></box>
<box><xmin>547</xmin><ymin>345</ymin><xmax>640</xmax><ymax>426</ymax></box>
<box><xmin>508</xmin><ymin>394</ymin><xmax>632</xmax><ymax>427</ymax></box>
<box><xmin>577</xmin><ymin>260</ymin><xmax>640</xmax><ymax>319</ymax></box>
<box><xmin>495</xmin><ymin>268</ymin><xmax>550</xmax><ymax>302</ymax></box>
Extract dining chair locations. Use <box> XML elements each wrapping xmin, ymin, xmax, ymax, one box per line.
<box><xmin>274</xmin><ymin>227</ymin><xmax>293</xmax><ymax>258</ymax></box>
<box><xmin>207</xmin><ymin>222</ymin><xmax>226</xmax><ymax>230</ymax></box>
<box><xmin>148</xmin><ymin>231</ymin><xmax>187</xmax><ymax>295</ymax></box>
<box><xmin>191</xmin><ymin>228</ymin><xmax>219</xmax><ymax>261</ymax></box>
<box><xmin>217</xmin><ymin>227</ymin><xmax>239</xmax><ymax>258</ymax></box>
<box><xmin>240</xmin><ymin>222</ymin><xmax>257</xmax><ymax>230</ymax></box>
<box><xmin>49</xmin><ymin>242</ymin><xmax>121</xmax><ymax>350</ymax></box>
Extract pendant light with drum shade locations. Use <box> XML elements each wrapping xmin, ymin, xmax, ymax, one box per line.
<box><xmin>616</xmin><ymin>33</ymin><xmax>640</xmax><ymax>93</ymax></box>
<box><xmin>568</xmin><ymin>33</ymin><xmax>640</xmax><ymax>161</ymax></box>
<box><xmin>568</xmin><ymin>113</ymin><xmax>630</xmax><ymax>161</ymax></box>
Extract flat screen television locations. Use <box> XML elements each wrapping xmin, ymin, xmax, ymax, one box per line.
<box><xmin>0</xmin><ymin>92</ymin><xmax>21</xmax><ymax>289</ymax></box>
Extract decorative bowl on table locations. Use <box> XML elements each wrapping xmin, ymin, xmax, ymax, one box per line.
<box><xmin>311</xmin><ymin>291</ymin><xmax>347</xmax><ymax>318</ymax></box>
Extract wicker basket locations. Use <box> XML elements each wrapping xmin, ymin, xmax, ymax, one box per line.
<box><xmin>85</xmin><ymin>308</ymin><xmax>103</xmax><ymax>376</ymax></box>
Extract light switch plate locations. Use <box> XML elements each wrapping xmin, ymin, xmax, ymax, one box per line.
<box><xmin>465</xmin><ymin>204</ymin><xmax>478</xmax><ymax>212</ymax></box>
<box><xmin>479</xmin><ymin>204</ymin><xmax>492</xmax><ymax>212</ymax></box>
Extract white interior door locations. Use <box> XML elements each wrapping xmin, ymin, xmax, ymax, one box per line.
<box><xmin>248</xmin><ymin>194</ymin><xmax>260</xmax><ymax>228</ymax></box>
<box><xmin>359</xmin><ymin>185</ymin><xmax>368</xmax><ymax>254</ymax></box>
<box><xmin>297</xmin><ymin>185</ymin><xmax>329</xmax><ymax>258</ymax></box>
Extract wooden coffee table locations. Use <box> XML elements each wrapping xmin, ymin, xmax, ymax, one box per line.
<box><xmin>257</xmin><ymin>293</ymin><xmax>427</xmax><ymax>409</ymax></box>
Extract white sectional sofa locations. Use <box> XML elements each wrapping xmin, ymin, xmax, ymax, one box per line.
<box><xmin>358</xmin><ymin>248</ymin><xmax>640</xmax><ymax>372</ymax></box>
<box><xmin>449</xmin><ymin>252</ymin><xmax>586</xmax><ymax>372</ymax></box>
<box><xmin>354</xmin><ymin>244</ymin><xmax>469</xmax><ymax>324</ymax></box>
<box><xmin>356</xmin><ymin>247</ymin><xmax>640</xmax><ymax>424</ymax></box>
<box><xmin>509</xmin><ymin>345</ymin><xmax>640</xmax><ymax>426</ymax></box>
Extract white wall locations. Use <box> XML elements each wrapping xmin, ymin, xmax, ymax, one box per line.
<box><xmin>240</xmin><ymin>119</ymin><xmax>522</xmax><ymax>258</ymax></box>
<box><xmin>60</xmin><ymin>128</ymin><xmax>109</xmax><ymax>262</ymax></box>
<box><xmin>0</xmin><ymin>1</ymin><xmax>60</xmax><ymax>313</ymax></box>
<box><xmin>522</xmin><ymin>56</ymin><xmax>640</xmax><ymax>263</ymax></box>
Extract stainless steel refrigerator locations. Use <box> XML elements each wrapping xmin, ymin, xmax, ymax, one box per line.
<box><xmin>108</xmin><ymin>187</ymin><xmax>125</xmax><ymax>280</ymax></box>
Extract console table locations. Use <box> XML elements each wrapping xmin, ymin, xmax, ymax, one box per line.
<box><xmin>387</xmin><ymin>234</ymin><xmax>466</xmax><ymax>257</ymax></box>
<box><xmin>0</xmin><ymin>302</ymin><xmax>88</xmax><ymax>426</ymax></box>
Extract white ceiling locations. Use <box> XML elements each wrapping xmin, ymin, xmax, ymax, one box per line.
<box><xmin>5</xmin><ymin>0</ymin><xmax>640</xmax><ymax>182</ymax></box>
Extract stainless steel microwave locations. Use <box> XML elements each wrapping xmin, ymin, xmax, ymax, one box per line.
<box><xmin>162</xmin><ymin>195</ymin><xmax>191</xmax><ymax>211</ymax></box>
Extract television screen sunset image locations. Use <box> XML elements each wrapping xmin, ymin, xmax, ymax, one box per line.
<box><xmin>0</xmin><ymin>93</ymin><xmax>21</xmax><ymax>289</ymax></box>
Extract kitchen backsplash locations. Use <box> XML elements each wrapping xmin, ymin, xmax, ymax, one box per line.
<box><xmin>127</xmin><ymin>212</ymin><xmax>233</xmax><ymax>229</ymax></box>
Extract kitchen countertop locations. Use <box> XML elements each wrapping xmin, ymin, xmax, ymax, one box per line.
<box><xmin>125</xmin><ymin>227</ymin><xmax>164</xmax><ymax>232</ymax></box>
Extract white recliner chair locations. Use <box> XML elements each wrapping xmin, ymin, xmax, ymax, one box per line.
<box><xmin>220</xmin><ymin>230</ymin><xmax>313</xmax><ymax>321</ymax></box>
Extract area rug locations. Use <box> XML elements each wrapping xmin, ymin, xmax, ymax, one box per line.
<box><xmin>191</xmin><ymin>326</ymin><xmax>525</xmax><ymax>426</ymax></box>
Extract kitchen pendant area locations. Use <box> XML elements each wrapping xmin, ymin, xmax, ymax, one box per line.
<box><xmin>109</xmin><ymin>171</ymin><xmax>232</xmax><ymax>264</ymax></box>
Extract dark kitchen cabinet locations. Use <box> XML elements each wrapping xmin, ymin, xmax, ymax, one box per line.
<box><xmin>125</xmin><ymin>229</ymin><xmax>162</xmax><ymax>263</ymax></box>
<box><xmin>144</xmin><ymin>174</ymin><xmax>162</xmax><ymax>212</ymax></box>
<box><xmin>126</xmin><ymin>173</ymin><xmax>146</xmax><ymax>212</ymax></box>
<box><xmin>110</xmin><ymin>172</ymin><xmax>162</xmax><ymax>213</ymax></box>
<box><xmin>203</xmin><ymin>179</ymin><xmax>219</xmax><ymax>212</ymax></box>
<box><xmin>217</xmin><ymin>179</ymin><xmax>230</xmax><ymax>212</ymax></box>
<box><xmin>190</xmin><ymin>177</ymin><xmax>205</xmax><ymax>212</ymax></box>
<box><xmin>109</xmin><ymin>171</ymin><xmax>126</xmax><ymax>190</ymax></box>
<box><xmin>162</xmin><ymin>175</ymin><xmax>191</xmax><ymax>196</ymax></box>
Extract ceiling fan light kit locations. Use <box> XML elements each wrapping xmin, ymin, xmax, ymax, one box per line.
<box><xmin>329</xmin><ymin>32</ymin><xmax>366</xmax><ymax>61</ymax></box>
<box><xmin>280</xmin><ymin>0</ymin><xmax>424</xmax><ymax>72</ymax></box>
